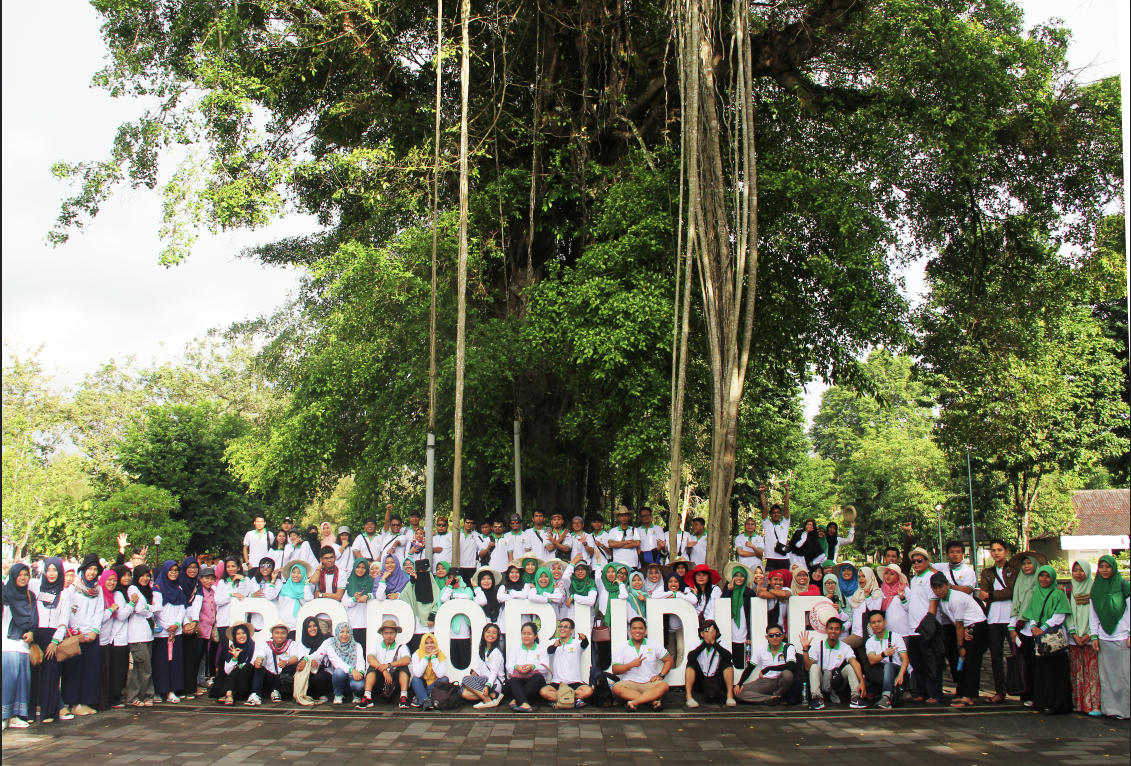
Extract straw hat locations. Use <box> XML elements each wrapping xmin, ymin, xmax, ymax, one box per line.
<box><xmin>225</xmin><ymin>622</ymin><xmax>255</xmax><ymax>642</ymax></box>
<box><xmin>723</xmin><ymin>561</ymin><xmax>753</xmax><ymax>583</ymax></box>
<box><xmin>472</xmin><ymin>566</ymin><xmax>502</xmax><ymax>587</ymax></box>
<box><xmin>377</xmin><ymin>619</ymin><xmax>402</xmax><ymax>634</ymax></box>
<box><xmin>1009</xmin><ymin>550</ymin><xmax>1049</xmax><ymax>570</ymax></box>
<box><xmin>283</xmin><ymin>559</ymin><xmax>313</xmax><ymax>582</ymax></box>
<box><xmin>838</xmin><ymin>505</ymin><xmax>857</xmax><ymax>525</ymax></box>
<box><xmin>268</xmin><ymin>621</ymin><xmax>290</xmax><ymax>634</ymax></box>
<box><xmin>808</xmin><ymin>600</ymin><xmax>840</xmax><ymax>634</ymax></box>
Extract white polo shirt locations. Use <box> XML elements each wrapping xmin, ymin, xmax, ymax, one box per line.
<box><xmin>933</xmin><ymin>562</ymin><xmax>977</xmax><ymax>625</ymax></box>
<box><xmin>352</xmin><ymin>533</ymin><xmax>384</xmax><ymax>562</ymax></box>
<box><xmin>369</xmin><ymin>641</ymin><xmax>409</xmax><ymax>666</ymax></box>
<box><xmin>750</xmin><ymin>643</ymin><xmax>796</xmax><ymax>679</ymax></box>
<box><xmin>244</xmin><ymin>529</ymin><xmax>271</xmax><ymax>566</ymax></box>
<box><xmin>734</xmin><ymin>533</ymin><xmax>764</xmax><ymax>571</ymax></box>
<box><xmin>548</xmin><ymin>637</ymin><xmax>588</xmax><ymax>685</ymax></box>
<box><xmin>905</xmin><ymin>569</ymin><xmax>938</xmax><ymax>636</ymax></box>
<box><xmin>609</xmin><ymin>526</ymin><xmax>640</xmax><ymax>567</ymax></box>
<box><xmin>806</xmin><ymin>639</ymin><xmax>854</xmax><ymax>672</ymax></box>
<box><xmin>612</xmin><ymin>639</ymin><xmax>669</xmax><ymax>683</ymax></box>
<box><xmin>865</xmin><ymin>630</ymin><xmax>907</xmax><ymax>665</ymax></box>
<box><xmin>433</xmin><ymin>531</ymin><xmax>453</xmax><ymax>565</ymax></box>
<box><xmin>681</xmin><ymin>532</ymin><xmax>708</xmax><ymax>566</ymax></box>
<box><xmin>637</xmin><ymin>524</ymin><xmax>666</xmax><ymax>554</ymax></box>
<box><xmin>937</xmin><ymin>589</ymin><xmax>986</xmax><ymax>625</ymax></box>
<box><xmin>488</xmin><ymin>536</ymin><xmax>511</xmax><ymax>571</ymax></box>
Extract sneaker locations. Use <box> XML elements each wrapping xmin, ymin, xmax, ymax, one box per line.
<box><xmin>399</xmin><ymin>696</ymin><xmax>410</xmax><ymax>709</ymax></box>
<box><xmin>809</xmin><ymin>696</ymin><xmax>826</xmax><ymax>710</ymax></box>
<box><xmin>9</xmin><ymin>718</ymin><xmax>29</xmax><ymax>729</ymax></box>
<box><xmin>850</xmin><ymin>695</ymin><xmax>866</xmax><ymax>709</ymax></box>
<box><xmin>876</xmin><ymin>696</ymin><xmax>892</xmax><ymax>710</ymax></box>
<box><xmin>57</xmin><ymin>711</ymin><xmax>74</xmax><ymax>721</ymax></box>
<box><xmin>245</xmin><ymin>693</ymin><xmax>262</xmax><ymax>706</ymax></box>
<box><xmin>574</xmin><ymin>699</ymin><xmax>587</xmax><ymax>708</ymax></box>
<box><xmin>685</xmin><ymin>698</ymin><xmax>700</xmax><ymax>708</ymax></box>
<box><xmin>484</xmin><ymin>693</ymin><xmax>503</xmax><ymax>708</ymax></box>
<box><xmin>270</xmin><ymin>690</ymin><xmax>282</xmax><ymax>703</ymax></box>
<box><xmin>726</xmin><ymin>698</ymin><xmax>737</xmax><ymax>707</ymax></box>
<box><xmin>410</xmin><ymin>698</ymin><xmax>422</xmax><ymax>708</ymax></box>
<box><xmin>473</xmin><ymin>700</ymin><xmax>489</xmax><ymax>709</ymax></box>
<box><xmin>333</xmin><ymin>696</ymin><xmax>344</xmax><ymax>705</ymax></box>
<box><xmin>356</xmin><ymin>694</ymin><xmax>373</xmax><ymax>709</ymax></box>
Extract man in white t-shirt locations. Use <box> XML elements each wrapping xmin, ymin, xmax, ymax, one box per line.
<box><xmin>733</xmin><ymin>517</ymin><xmax>764</xmax><ymax>572</ymax></box>
<box><xmin>243</xmin><ymin>514</ymin><xmax>271</xmax><ymax>573</ymax></box>
<box><xmin>977</xmin><ymin>538</ymin><xmax>1014</xmax><ymax>703</ymax></box>
<box><xmin>456</xmin><ymin>518</ymin><xmax>485</xmax><ymax>582</ymax></box>
<box><xmin>544</xmin><ymin>512</ymin><xmax>574</xmax><ymax>560</ymax></box>
<box><xmin>611</xmin><ymin>617</ymin><xmax>673</xmax><ymax>711</ymax></box>
<box><xmin>432</xmin><ymin>516</ymin><xmax>453</xmax><ymax>565</ymax></box>
<box><xmin>931</xmin><ymin>573</ymin><xmax>988</xmax><ymax>707</ymax></box>
<box><xmin>759</xmin><ymin>483</ymin><xmax>791</xmax><ymax>572</ymax></box>
<box><xmin>609</xmin><ymin>507</ymin><xmax>641</xmax><ymax>567</ymax></box>
<box><xmin>904</xmin><ymin>547</ymin><xmax>942</xmax><ymax>703</ymax></box>
<box><xmin>568</xmin><ymin>516</ymin><xmax>595</xmax><ymax>567</ymax></box>
<box><xmin>487</xmin><ymin>519</ymin><xmax>510</xmax><ymax>571</ymax></box>
<box><xmin>636</xmin><ymin>507</ymin><xmax>667</xmax><ymax>566</ymax></box>
<box><xmin>539</xmin><ymin>618</ymin><xmax>593</xmax><ymax>707</ymax></box>
<box><xmin>680</xmin><ymin>517</ymin><xmax>708</xmax><ymax>566</ymax></box>
<box><xmin>864</xmin><ymin>610</ymin><xmax>908</xmax><ymax>708</ymax></box>
<box><xmin>935</xmin><ymin>539</ymin><xmax>977</xmax><ymax>683</ymax></box>
<box><xmin>589</xmin><ymin>517</ymin><xmax>612</xmax><ymax>568</ymax></box>
<box><xmin>381</xmin><ymin>516</ymin><xmax>411</xmax><ymax>564</ymax></box>
<box><xmin>504</xmin><ymin>513</ymin><xmax>529</xmax><ymax>563</ymax></box>
<box><xmin>522</xmin><ymin>510</ymin><xmax>551</xmax><ymax>561</ymax></box>
<box><xmin>801</xmin><ymin>617</ymin><xmax>865</xmax><ymax>709</ymax></box>
<box><xmin>359</xmin><ymin>620</ymin><xmax>412</xmax><ymax>708</ymax></box>
<box><xmin>736</xmin><ymin>623</ymin><xmax>796</xmax><ymax>704</ymax></box>
<box><xmin>352</xmin><ymin>516</ymin><xmax>385</xmax><ymax>562</ymax></box>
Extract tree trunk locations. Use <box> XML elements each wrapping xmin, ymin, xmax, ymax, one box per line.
<box><xmin>450</xmin><ymin>0</ymin><xmax>471</xmax><ymax>566</ymax></box>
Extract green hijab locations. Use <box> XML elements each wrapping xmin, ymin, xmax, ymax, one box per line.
<box><xmin>433</xmin><ymin>561</ymin><xmax>451</xmax><ymax>593</ymax></box>
<box><xmin>533</xmin><ymin>566</ymin><xmax>555</xmax><ymax>596</ymax></box>
<box><xmin>344</xmin><ymin>557</ymin><xmax>373</xmax><ymax>598</ymax></box>
<box><xmin>521</xmin><ymin>557</ymin><xmax>541</xmax><ymax>585</ymax></box>
<box><xmin>1091</xmin><ymin>554</ymin><xmax>1130</xmax><ymax>635</ymax></box>
<box><xmin>1067</xmin><ymin>559</ymin><xmax>1094</xmax><ymax>636</ymax></box>
<box><xmin>627</xmin><ymin>571</ymin><xmax>649</xmax><ymax>619</ymax></box>
<box><xmin>1021</xmin><ymin>565</ymin><xmax>1071</xmax><ymax>626</ymax></box>
<box><xmin>729</xmin><ymin>565</ymin><xmax>751</xmax><ymax>624</ymax></box>
<box><xmin>600</xmin><ymin>563</ymin><xmax>622</xmax><ymax>615</ymax></box>
<box><xmin>569</xmin><ymin>564</ymin><xmax>595</xmax><ymax>599</ymax></box>
<box><xmin>1010</xmin><ymin>555</ymin><xmax>1042</xmax><ymax>619</ymax></box>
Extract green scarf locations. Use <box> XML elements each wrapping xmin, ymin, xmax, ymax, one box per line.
<box><xmin>344</xmin><ymin>558</ymin><xmax>373</xmax><ymax>598</ymax></box>
<box><xmin>533</xmin><ymin>567</ymin><xmax>555</xmax><ymax>596</ymax></box>
<box><xmin>521</xmin><ymin>557</ymin><xmax>541</xmax><ymax>585</ymax></box>
<box><xmin>1091</xmin><ymin>554</ymin><xmax>1130</xmax><ymax>635</ymax></box>
<box><xmin>1021</xmin><ymin>565</ymin><xmax>1071</xmax><ymax>626</ymax></box>
<box><xmin>433</xmin><ymin>561</ymin><xmax>451</xmax><ymax>593</ymax></box>
<box><xmin>1066</xmin><ymin>559</ymin><xmax>1094</xmax><ymax>637</ymax></box>
<box><xmin>627</xmin><ymin>572</ymin><xmax>648</xmax><ymax>618</ymax></box>
<box><xmin>729</xmin><ymin>565</ymin><xmax>751</xmax><ymax>624</ymax></box>
<box><xmin>569</xmin><ymin>565</ymin><xmax>595</xmax><ymax>599</ymax></box>
<box><xmin>600</xmin><ymin>563</ymin><xmax>622</xmax><ymax>615</ymax></box>
<box><xmin>1010</xmin><ymin>555</ymin><xmax>1042</xmax><ymax>619</ymax></box>
<box><xmin>279</xmin><ymin>562</ymin><xmax>308</xmax><ymax>616</ymax></box>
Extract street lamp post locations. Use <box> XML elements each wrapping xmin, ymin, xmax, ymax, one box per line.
<box><xmin>154</xmin><ymin>535</ymin><xmax>162</xmax><ymax>565</ymax></box>
<box><xmin>965</xmin><ymin>448</ymin><xmax>978</xmax><ymax>570</ymax></box>
<box><xmin>935</xmin><ymin>503</ymin><xmax>943</xmax><ymax>555</ymax></box>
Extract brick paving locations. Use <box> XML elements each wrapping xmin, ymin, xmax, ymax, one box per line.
<box><xmin>4</xmin><ymin>708</ymin><xmax>1127</xmax><ymax>766</ymax></box>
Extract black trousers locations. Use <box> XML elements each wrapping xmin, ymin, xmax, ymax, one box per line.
<box><xmin>986</xmin><ymin>623</ymin><xmax>1009</xmax><ymax>695</ymax></box>
<box><xmin>29</xmin><ymin>628</ymin><xmax>62</xmax><ymax>721</ymax></box>
<box><xmin>252</xmin><ymin>666</ymin><xmax>296</xmax><ymax>696</ymax></box>
<box><xmin>504</xmin><ymin>674</ymin><xmax>546</xmax><ymax>706</ymax></box>
<box><xmin>1032</xmin><ymin>650</ymin><xmax>1072</xmax><ymax>714</ymax></box>
<box><xmin>1018</xmin><ymin>633</ymin><xmax>1036</xmax><ymax>702</ymax></box>
<box><xmin>182</xmin><ymin>634</ymin><xmax>201</xmax><ymax>694</ymax></box>
<box><xmin>221</xmin><ymin>664</ymin><xmax>256</xmax><ymax>699</ymax></box>
<box><xmin>108</xmin><ymin>644</ymin><xmax>130</xmax><ymax>706</ymax></box>
<box><xmin>957</xmin><ymin>622</ymin><xmax>988</xmax><ymax>699</ymax></box>
<box><xmin>942</xmin><ymin>623</ymin><xmax>960</xmax><ymax>684</ymax></box>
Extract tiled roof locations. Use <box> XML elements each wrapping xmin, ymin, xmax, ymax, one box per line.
<box><xmin>1071</xmin><ymin>489</ymin><xmax>1130</xmax><ymax>536</ymax></box>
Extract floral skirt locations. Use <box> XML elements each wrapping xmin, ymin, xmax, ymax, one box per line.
<box><xmin>1068</xmin><ymin>643</ymin><xmax>1101</xmax><ymax>713</ymax></box>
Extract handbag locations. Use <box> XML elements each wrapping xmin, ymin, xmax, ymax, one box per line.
<box><xmin>591</xmin><ymin>615</ymin><xmax>612</xmax><ymax>643</ymax></box>
<box><xmin>55</xmin><ymin>633</ymin><xmax>82</xmax><ymax>663</ymax></box>
<box><xmin>1035</xmin><ymin>629</ymin><xmax>1068</xmax><ymax>657</ymax></box>
<box><xmin>1005</xmin><ymin>640</ymin><xmax>1028</xmax><ymax>696</ymax></box>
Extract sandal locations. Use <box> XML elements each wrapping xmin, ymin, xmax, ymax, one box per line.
<box><xmin>626</xmin><ymin>700</ymin><xmax>638</xmax><ymax>711</ymax></box>
<box><xmin>143</xmin><ymin>699</ymin><xmax>153</xmax><ymax>707</ymax></box>
<box><xmin>983</xmin><ymin>694</ymin><xmax>1005</xmax><ymax>704</ymax></box>
<box><xmin>131</xmin><ymin>700</ymin><xmax>145</xmax><ymax>708</ymax></box>
<box><xmin>652</xmin><ymin>700</ymin><xmax>663</xmax><ymax>711</ymax></box>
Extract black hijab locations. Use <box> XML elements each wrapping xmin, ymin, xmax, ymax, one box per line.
<box><xmin>112</xmin><ymin>565</ymin><xmax>132</xmax><ymax>597</ymax></box>
<box><xmin>37</xmin><ymin>557</ymin><xmax>65</xmax><ymax>609</ymax></box>
<box><xmin>412</xmin><ymin>559</ymin><xmax>435</xmax><ymax>604</ymax></box>
<box><xmin>300</xmin><ymin>616</ymin><xmax>328</xmax><ymax>652</ymax></box>
<box><xmin>133</xmin><ymin>565</ymin><xmax>154</xmax><ymax>602</ymax></box>
<box><xmin>503</xmin><ymin>564</ymin><xmax>525</xmax><ymax>593</ymax></box>
<box><xmin>2</xmin><ymin>563</ymin><xmax>36</xmax><ymax>637</ymax></box>
<box><xmin>229</xmin><ymin>624</ymin><xmax>255</xmax><ymax>665</ymax></box>
<box><xmin>790</xmin><ymin>520</ymin><xmax>823</xmax><ymax>563</ymax></box>
<box><xmin>477</xmin><ymin>571</ymin><xmax>501</xmax><ymax>621</ymax></box>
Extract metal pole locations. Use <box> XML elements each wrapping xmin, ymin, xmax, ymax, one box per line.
<box><xmin>936</xmin><ymin>503</ymin><xmax>943</xmax><ymax>555</ymax></box>
<box><xmin>424</xmin><ymin>432</ymin><xmax>436</xmax><ymax>566</ymax></box>
<box><xmin>966</xmin><ymin>448</ymin><xmax>978</xmax><ymax>570</ymax></box>
<box><xmin>513</xmin><ymin>420</ymin><xmax>523</xmax><ymax>518</ymax></box>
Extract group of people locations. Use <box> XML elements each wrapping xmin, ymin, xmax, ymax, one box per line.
<box><xmin>3</xmin><ymin>499</ymin><xmax>1129</xmax><ymax>727</ymax></box>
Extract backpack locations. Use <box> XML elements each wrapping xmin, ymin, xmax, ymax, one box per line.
<box><xmin>429</xmin><ymin>681</ymin><xmax>463</xmax><ymax>710</ymax></box>
<box><xmin>555</xmin><ymin>683</ymin><xmax>576</xmax><ymax>710</ymax></box>
<box><xmin>589</xmin><ymin>667</ymin><xmax>616</xmax><ymax>707</ymax></box>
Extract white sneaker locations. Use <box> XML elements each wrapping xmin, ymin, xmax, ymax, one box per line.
<box><xmin>485</xmin><ymin>694</ymin><xmax>503</xmax><ymax>708</ymax></box>
<box><xmin>245</xmin><ymin>693</ymin><xmax>262</xmax><ymax>706</ymax></box>
<box><xmin>270</xmin><ymin>690</ymin><xmax>281</xmax><ymax>703</ymax></box>
<box><xmin>685</xmin><ymin>698</ymin><xmax>700</xmax><ymax>708</ymax></box>
<box><xmin>473</xmin><ymin>701</ymin><xmax>489</xmax><ymax>709</ymax></box>
<box><xmin>333</xmin><ymin>696</ymin><xmax>343</xmax><ymax>705</ymax></box>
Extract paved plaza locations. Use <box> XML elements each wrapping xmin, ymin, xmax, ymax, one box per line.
<box><xmin>3</xmin><ymin>706</ymin><xmax>1128</xmax><ymax>766</ymax></box>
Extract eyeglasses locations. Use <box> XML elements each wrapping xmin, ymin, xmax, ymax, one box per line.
<box><xmin>766</xmin><ymin>632</ymin><xmax>783</xmax><ymax>638</ymax></box>
<box><xmin>911</xmin><ymin>557</ymin><xmax>926</xmax><ymax>564</ymax></box>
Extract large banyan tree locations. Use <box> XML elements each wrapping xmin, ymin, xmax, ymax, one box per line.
<box><xmin>52</xmin><ymin>0</ymin><xmax>1120</xmax><ymax>569</ymax></box>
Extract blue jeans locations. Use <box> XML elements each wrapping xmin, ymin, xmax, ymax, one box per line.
<box><xmin>411</xmin><ymin>675</ymin><xmax>448</xmax><ymax>703</ymax></box>
<box><xmin>331</xmin><ymin>669</ymin><xmax>365</xmax><ymax>699</ymax></box>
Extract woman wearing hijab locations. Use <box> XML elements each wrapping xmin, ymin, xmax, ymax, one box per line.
<box><xmin>96</xmin><ymin>567</ymin><xmax>120</xmax><ymax>710</ymax></box>
<box><xmin>397</xmin><ymin>560</ymin><xmax>436</xmax><ymax>654</ymax></box>
<box><xmin>216</xmin><ymin>623</ymin><xmax>259</xmax><ymax>705</ymax></box>
<box><xmin>789</xmin><ymin>566</ymin><xmax>819</xmax><ymax>596</ymax></box>
<box><xmin>341</xmin><ymin>558</ymin><xmax>374</xmax><ymax>649</ymax></box>
<box><xmin>319</xmin><ymin>521</ymin><xmax>337</xmax><ymax>549</ymax></box>
<box><xmin>1024</xmin><ymin>564</ymin><xmax>1073</xmax><ymax>715</ymax></box>
<box><xmin>820</xmin><ymin>521</ymin><xmax>855</xmax><ymax>563</ymax></box>
<box><xmin>1065</xmin><ymin>559</ymin><xmax>1101</xmax><ymax>715</ymax></box>
<box><xmin>2</xmin><ymin>563</ymin><xmax>36</xmax><ymax>729</ymax></box>
<box><xmin>298</xmin><ymin>526</ymin><xmax>322</xmax><ymax>570</ymax></box>
<box><xmin>788</xmin><ymin>519</ymin><xmax>824</xmax><ymax>570</ymax></box>
<box><xmin>474</xmin><ymin>569</ymin><xmax>504</xmax><ymax>629</ymax></box>
<box><xmin>151</xmin><ymin>559</ymin><xmax>187</xmax><ymax>703</ymax></box>
<box><xmin>277</xmin><ymin>561</ymin><xmax>313</xmax><ymax>636</ymax></box>
<box><xmin>654</xmin><ymin>571</ymin><xmax>695</xmax><ymax>668</ymax></box>
<box><xmin>440</xmin><ymin>568</ymin><xmax>475</xmax><ymax>668</ymax></box>
<box><xmin>376</xmin><ymin>553</ymin><xmax>410</xmax><ymax>599</ymax></box>
<box><xmin>125</xmin><ymin>564</ymin><xmax>155</xmax><ymax>706</ymax></box>
<box><xmin>843</xmin><ymin>564</ymin><xmax>879</xmax><ymax>646</ymax></box>
<box><xmin>296</xmin><ymin>617</ymin><xmax>334</xmax><ymax>703</ymax></box>
<box><xmin>105</xmin><ymin>567</ymin><xmax>135</xmax><ymax>709</ymax></box>
<box><xmin>645</xmin><ymin>563</ymin><xmax>666</xmax><ymax>596</ymax></box>
<box><xmin>409</xmin><ymin>633</ymin><xmax>449</xmax><ymax>709</ymax></box>
<box><xmin>1089</xmin><ymin>554</ymin><xmax>1129</xmax><ymax>719</ymax></box>
<box><xmin>723</xmin><ymin>564</ymin><xmax>756</xmax><ymax>669</ymax></box>
<box><xmin>176</xmin><ymin>557</ymin><xmax>204</xmax><ymax>700</ymax></box>
<box><xmin>27</xmin><ymin>557</ymin><xmax>69</xmax><ymax>722</ymax></box>
<box><xmin>498</xmin><ymin>564</ymin><xmax>527</xmax><ymax>639</ymax></box>
<box><xmin>625</xmin><ymin>571</ymin><xmax>650</xmax><ymax>625</ymax></box>
<box><xmin>48</xmin><ymin>553</ymin><xmax>105</xmax><ymax>716</ymax></box>
<box><xmin>319</xmin><ymin>621</ymin><xmax>366</xmax><ymax>704</ymax></box>
<box><xmin>877</xmin><ymin>564</ymin><xmax>910</xmax><ymax>635</ymax></box>
<box><xmin>563</xmin><ymin>563</ymin><xmax>597</xmax><ymax>636</ymax></box>
<box><xmin>1009</xmin><ymin>553</ymin><xmax>1042</xmax><ymax>705</ymax></box>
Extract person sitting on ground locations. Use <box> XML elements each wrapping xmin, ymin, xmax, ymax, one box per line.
<box><xmin>462</xmin><ymin>623</ymin><xmax>505</xmax><ymax>709</ymax></box>
<box><xmin>540</xmin><ymin>617</ymin><xmax>594</xmax><ymax>708</ymax></box>
<box><xmin>684</xmin><ymin>620</ymin><xmax>736</xmax><ymax>707</ymax></box>
<box><xmin>253</xmin><ymin>621</ymin><xmax>309</xmax><ymax>704</ymax></box>
<box><xmin>409</xmin><ymin>633</ymin><xmax>448</xmax><ymax>710</ymax></box>
<box><xmin>611</xmin><ymin>616</ymin><xmax>674</xmax><ymax>711</ymax></box>
<box><xmin>800</xmin><ymin>617</ymin><xmax>866</xmax><ymax>710</ymax></box>
<box><xmin>735</xmin><ymin>623</ymin><xmax>797</xmax><ymax>705</ymax></box>
<box><xmin>863</xmin><ymin>610</ymin><xmax>908</xmax><ymax>709</ymax></box>
<box><xmin>357</xmin><ymin>620</ymin><xmax>411</xmax><ymax>709</ymax></box>
<box><xmin>505</xmin><ymin>621</ymin><xmax>550</xmax><ymax>712</ymax></box>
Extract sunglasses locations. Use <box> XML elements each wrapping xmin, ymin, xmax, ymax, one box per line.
<box><xmin>911</xmin><ymin>557</ymin><xmax>926</xmax><ymax>564</ymax></box>
<box><xmin>766</xmin><ymin>632</ymin><xmax>783</xmax><ymax>638</ymax></box>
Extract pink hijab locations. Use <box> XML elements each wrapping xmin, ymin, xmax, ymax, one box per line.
<box><xmin>97</xmin><ymin>569</ymin><xmax>117</xmax><ymax>609</ymax></box>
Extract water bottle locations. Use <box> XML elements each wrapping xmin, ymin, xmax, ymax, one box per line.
<box><xmin>957</xmin><ymin>656</ymin><xmax>965</xmax><ymax>672</ymax></box>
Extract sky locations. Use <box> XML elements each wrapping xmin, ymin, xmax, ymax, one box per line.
<box><xmin>2</xmin><ymin>0</ymin><xmax>1125</xmax><ymax>427</ymax></box>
